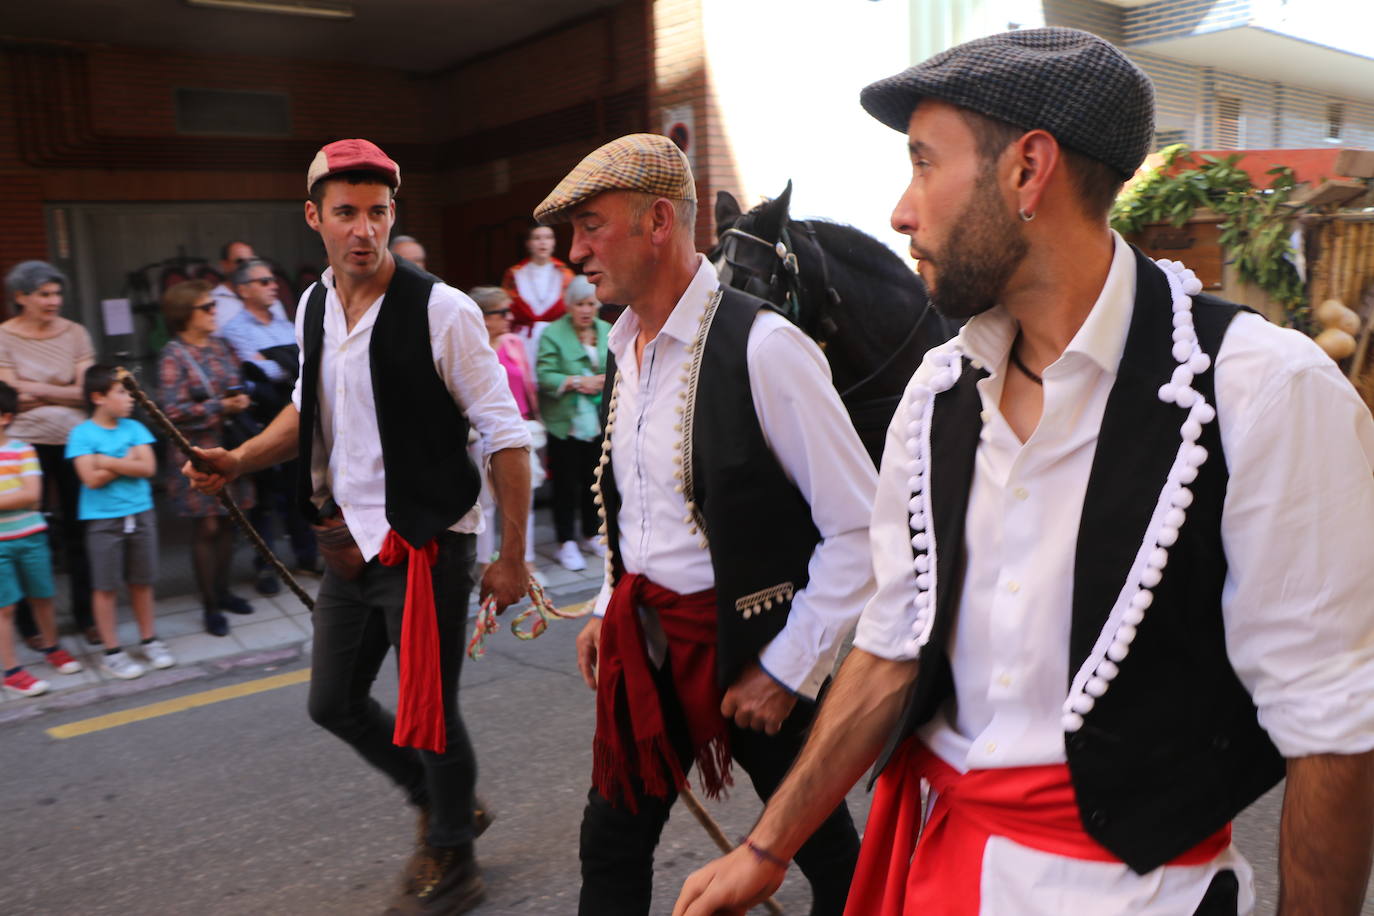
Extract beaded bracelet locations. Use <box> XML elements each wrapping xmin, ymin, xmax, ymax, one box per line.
<box><xmin>739</xmin><ymin>837</ymin><xmax>788</xmax><ymax>869</ymax></box>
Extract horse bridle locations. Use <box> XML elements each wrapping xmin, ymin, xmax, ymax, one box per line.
<box><xmin>717</xmin><ymin>223</ymin><xmax>828</xmax><ymax>333</ymax></box>
<box><xmin>717</xmin><ymin>218</ymin><xmax>937</xmax><ymax>401</ymax></box>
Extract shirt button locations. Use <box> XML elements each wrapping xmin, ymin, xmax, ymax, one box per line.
<box><xmin>979</xmin><ymin>410</ymin><xmax>990</xmax><ymax>423</ymax></box>
<box><xmin>984</xmin><ymin>741</ymin><xmax>998</xmax><ymax>754</ymax></box>
<box><xmin>1013</xmin><ymin>487</ymin><xmax>1029</xmax><ymax>501</ymax></box>
<box><xmin>1007</xmin><ymin>581</ymin><xmax>1020</xmax><ymax>594</ymax></box>
<box><xmin>997</xmin><ymin>673</ymin><xmax>1012</xmax><ymax>687</ymax></box>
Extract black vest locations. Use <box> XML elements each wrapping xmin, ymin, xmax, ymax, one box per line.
<box><xmin>296</xmin><ymin>256</ymin><xmax>482</xmax><ymax>548</ymax></box>
<box><xmin>600</xmin><ymin>287</ymin><xmax>821</xmax><ymax>688</ymax></box>
<box><xmin>876</xmin><ymin>248</ymin><xmax>1285</xmax><ymax>874</ymax></box>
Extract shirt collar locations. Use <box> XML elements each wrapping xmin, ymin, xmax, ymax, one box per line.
<box><xmin>956</xmin><ymin>229</ymin><xmax>1136</xmax><ymax>377</ymax></box>
<box><xmin>607</xmin><ymin>254</ymin><xmax>719</xmax><ymax>363</ymax></box>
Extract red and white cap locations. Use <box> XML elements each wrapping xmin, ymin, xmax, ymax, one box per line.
<box><xmin>306</xmin><ymin>138</ymin><xmax>400</xmax><ymax>193</ymax></box>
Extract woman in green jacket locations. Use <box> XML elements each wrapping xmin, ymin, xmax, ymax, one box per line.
<box><xmin>536</xmin><ymin>276</ymin><xmax>611</xmax><ymax>572</ymax></box>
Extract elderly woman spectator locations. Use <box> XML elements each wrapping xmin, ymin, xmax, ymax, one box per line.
<box><xmin>0</xmin><ymin>261</ymin><xmax>97</xmax><ymax>645</ymax></box>
<box><xmin>469</xmin><ymin>285</ymin><xmax>542</xmax><ymax>578</ymax></box>
<box><xmin>535</xmin><ymin>275</ymin><xmax>611</xmax><ymax>572</ymax></box>
<box><xmin>157</xmin><ymin>280</ymin><xmax>256</xmax><ymax>637</ymax></box>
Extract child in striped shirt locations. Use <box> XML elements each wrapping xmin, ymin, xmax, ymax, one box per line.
<box><xmin>0</xmin><ymin>380</ymin><xmax>83</xmax><ymax>697</ymax></box>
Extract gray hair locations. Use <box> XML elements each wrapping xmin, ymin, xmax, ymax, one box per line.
<box><xmin>231</xmin><ymin>258</ymin><xmax>274</xmax><ymax>287</ymax></box>
<box><xmin>391</xmin><ymin>235</ymin><xmax>420</xmax><ymax>248</ymax></box>
<box><xmin>565</xmin><ymin>275</ymin><xmax>597</xmax><ymax>305</ymax></box>
<box><xmin>467</xmin><ymin>285</ymin><xmax>510</xmax><ymax>313</ymax></box>
<box><xmin>5</xmin><ymin>260</ymin><xmax>68</xmax><ymax>298</ymax></box>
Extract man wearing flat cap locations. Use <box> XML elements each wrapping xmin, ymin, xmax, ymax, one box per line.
<box><xmin>535</xmin><ymin>132</ymin><xmax>877</xmax><ymax>914</ymax></box>
<box><xmin>185</xmin><ymin>138</ymin><xmax>532</xmax><ymax>915</ymax></box>
<box><xmin>675</xmin><ymin>27</ymin><xmax>1374</xmax><ymax>916</ymax></box>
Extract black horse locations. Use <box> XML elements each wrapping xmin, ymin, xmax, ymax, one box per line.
<box><xmin>711</xmin><ymin>181</ymin><xmax>957</xmax><ymax>465</ymax></box>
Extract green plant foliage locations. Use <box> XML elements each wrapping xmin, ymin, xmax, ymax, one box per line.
<box><xmin>1111</xmin><ymin>145</ymin><xmax>1307</xmax><ymax>323</ymax></box>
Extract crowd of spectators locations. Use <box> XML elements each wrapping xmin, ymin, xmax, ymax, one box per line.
<box><xmin>1</xmin><ymin>225</ymin><xmax>614</xmax><ymax>697</ymax></box>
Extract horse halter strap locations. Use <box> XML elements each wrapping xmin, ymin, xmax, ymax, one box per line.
<box><xmin>717</xmin><ymin>224</ymin><xmax>809</xmax><ymax>326</ymax></box>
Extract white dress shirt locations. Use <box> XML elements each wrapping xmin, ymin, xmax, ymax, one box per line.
<box><xmin>291</xmin><ymin>267</ymin><xmax>531</xmax><ymax>561</ymax></box>
<box><xmin>592</xmin><ymin>256</ymin><xmax>877</xmax><ymax>698</ymax></box>
<box><xmin>853</xmin><ymin>232</ymin><xmax>1374</xmax><ymax>913</ymax></box>
<box><xmin>212</xmin><ymin>282</ymin><xmax>287</xmax><ymax>327</ymax></box>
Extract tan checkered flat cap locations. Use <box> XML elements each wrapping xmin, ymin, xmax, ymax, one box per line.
<box><xmin>534</xmin><ymin>133</ymin><xmax>696</xmax><ymax>225</ymax></box>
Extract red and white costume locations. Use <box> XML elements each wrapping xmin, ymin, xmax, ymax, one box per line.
<box><xmin>848</xmin><ymin>234</ymin><xmax>1374</xmax><ymax>914</ymax></box>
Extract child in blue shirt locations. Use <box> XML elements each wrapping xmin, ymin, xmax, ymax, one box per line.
<box><xmin>66</xmin><ymin>366</ymin><xmax>172</xmax><ymax>679</ymax></box>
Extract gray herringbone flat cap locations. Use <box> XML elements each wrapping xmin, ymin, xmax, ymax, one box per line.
<box><xmin>860</xmin><ymin>27</ymin><xmax>1154</xmax><ymax>178</ymax></box>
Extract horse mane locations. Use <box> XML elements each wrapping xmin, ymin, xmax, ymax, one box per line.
<box><xmin>803</xmin><ymin>220</ymin><xmax>921</xmax><ymax>294</ymax></box>
<box><xmin>731</xmin><ymin>198</ymin><xmax>920</xmax><ymax>294</ymax></box>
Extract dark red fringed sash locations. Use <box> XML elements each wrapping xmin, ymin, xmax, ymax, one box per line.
<box><xmin>593</xmin><ymin>573</ymin><xmax>731</xmax><ymax>811</ymax></box>
<box><xmin>379</xmin><ymin>529</ymin><xmax>445</xmax><ymax>754</ymax></box>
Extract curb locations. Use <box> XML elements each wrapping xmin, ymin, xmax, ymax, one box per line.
<box><xmin>0</xmin><ymin>643</ymin><xmax>307</xmax><ymax>728</ymax></box>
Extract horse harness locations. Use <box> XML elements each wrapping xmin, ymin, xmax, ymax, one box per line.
<box><xmin>716</xmin><ymin>221</ymin><xmax>837</xmax><ymax>337</ymax></box>
<box><xmin>716</xmin><ymin>219</ymin><xmax>938</xmax><ymax>403</ymax></box>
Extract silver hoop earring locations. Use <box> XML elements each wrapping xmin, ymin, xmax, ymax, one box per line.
<box><xmin>1019</xmin><ymin>208</ymin><xmax>1035</xmax><ymax>223</ymax></box>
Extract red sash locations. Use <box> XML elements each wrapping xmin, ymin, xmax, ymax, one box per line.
<box><xmin>593</xmin><ymin>574</ymin><xmax>731</xmax><ymax>811</ymax></box>
<box><xmin>379</xmin><ymin>530</ymin><xmax>445</xmax><ymax>754</ymax></box>
<box><xmin>844</xmin><ymin>740</ymin><xmax>1231</xmax><ymax>915</ymax></box>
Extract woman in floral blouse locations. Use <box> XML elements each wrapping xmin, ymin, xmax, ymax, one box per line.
<box><xmin>157</xmin><ymin>280</ymin><xmax>255</xmax><ymax>637</ymax></box>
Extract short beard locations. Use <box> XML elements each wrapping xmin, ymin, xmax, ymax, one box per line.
<box><xmin>925</xmin><ymin>170</ymin><xmax>1029</xmax><ymax>322</ymax></box>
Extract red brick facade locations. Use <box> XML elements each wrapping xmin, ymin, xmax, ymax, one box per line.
<box><xmin>0</xmin><ymin>0</ymin><xmax>732</xmax><ymax>317</ymax></box>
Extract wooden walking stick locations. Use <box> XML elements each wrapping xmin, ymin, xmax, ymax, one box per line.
<box><xmin>114</xmin><ymin>367</ymin><xmax>317</xmax><ymax>611</ymax></box>
<box><xmin>679</xmin><ymin>787</ymin><xmax>786</xmax><ymax>915</ymax></box>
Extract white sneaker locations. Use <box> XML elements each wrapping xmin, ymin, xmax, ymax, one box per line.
<box><xmin>141</xmin><ymin>639</ymin><xmax>175</xmax><ymax>670</ymax></box>
<box><xmin>556</xmin><ymin>540</ymin><xmax>587</xmax><ymax>571</ymax></box>
<box><xmin>101</xmin><ymin>651</ymin><xmax>146</xmax><ymax>680</ymax></box>
<box><xmin>580</xmin><ymin>538</ymin><xmax>607</xmax><ymax>559</ymax></box>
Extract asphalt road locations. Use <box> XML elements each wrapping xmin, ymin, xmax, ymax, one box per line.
<box><xmin>2</xmin><ymin>606</ymin><xmax>1369</xmax><ymax>915</ymax></box>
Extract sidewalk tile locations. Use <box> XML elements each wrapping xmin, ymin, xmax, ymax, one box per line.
<box><xmin>231</xmin><ymin>617</ymin><xmax>308</xmax><ymax>651</ymax></box>
<box><xmin>270</xmin><ymin>591</ymin><xmax>314</xmax><ymax>618</ymax></box>
<box><xmin>162</xmin><ymin>631</ymin><xmax>245</xmax><ymax>665</ymax></box>
<box><xmin>539</xmin><ymin>565</ymin><xmax>585</xmax><ymax>587</ymax></box>
<box><xmin>145</xmin><ymin>609</ymin><xmax>211</xmax><ymax>640</ymax></box>
<box><xmin>230</xmin><ymin>596</ymin><xmax>286</xmax><ymax>621</ymax></box>
<box><xmin>155</xmin><ymin>593</ymin><xmax>205</xmax><ymax>616</ymax></box>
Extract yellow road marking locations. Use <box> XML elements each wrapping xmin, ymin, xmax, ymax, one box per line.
<box><xmin>45</xmin><ymin>597</ymin><xmax>593</xmax><ymax>740</ymax></box>
<box><xmin>46</xmin><ymin>668</ymin><xmax>310</xmax><ymax>740</ymax></box>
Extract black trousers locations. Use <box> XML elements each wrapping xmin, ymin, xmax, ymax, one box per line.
<box><xmin>547</xmin><ymin>434</ymin><xmax>600</xmax><ymax>544</ymax></box>
<box><xmin>306</xmin><ymin>531</ymin><xmax>478</xmax><ymax>847</ymax></box>
<box><xmin>249</xmin><ymin>461</ymin><xmax>317</xmax><ymax>571</ymax></box>
<box><xmin>579</xmin><ymin>661</ymin><xmax>860</xmax><ymax>916</ymax></box>
<box><xmin>16</xmin><ymin>442</ymin><xmax>93</xmax><ymax>637</ymax></box>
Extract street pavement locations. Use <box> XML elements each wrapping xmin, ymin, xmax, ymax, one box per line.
<box><xmin>1</xmin><ymin>515</ymin><xmax>1370</xmax><ymax>913</ymax></box>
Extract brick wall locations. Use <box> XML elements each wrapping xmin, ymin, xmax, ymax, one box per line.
<box><xmin>430</xmin><ymin>0</ymin><xmax>651</xmax><ymax>286</ymax></box>
<box><xmin>649</xmin><ymin>0</ymin><xmax>738</xmax><ymax>251</ymax></box>
<box><xmin>0</xmin><ymin>0</ymin><xmax>652</xmax><ymax>304</ymax></box>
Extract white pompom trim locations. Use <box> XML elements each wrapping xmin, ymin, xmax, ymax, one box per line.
<box><xmin>1060</xmin><ymin>258</ymin><xmax>1213</xmax><ymax>733</ymax></box>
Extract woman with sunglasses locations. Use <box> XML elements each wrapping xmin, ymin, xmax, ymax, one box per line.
<box><xmin>157</xmin><ymin>280</ymin><xmax>256</xmax><ymax>636</ymax></box>
<box><xmin>468</xmin><ymin>286</ymin><xmax>542</xmax><ymax>581</ymax></box>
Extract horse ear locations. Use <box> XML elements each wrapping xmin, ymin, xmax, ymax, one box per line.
<box><xmin>715</xmin><ymin>191</ymin><xmax>742</xmax><ymax>234</ymax></box>
<box><xmin>754</xmin><ymin>180</ymin><xmax>793</xmax><ymax>242</ymax></box>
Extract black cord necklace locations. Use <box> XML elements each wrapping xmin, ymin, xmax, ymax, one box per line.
<box><xmin>1009</xmin><ymin>331</ymin><xmax>1043</xmax><ymax>386</ymax></box>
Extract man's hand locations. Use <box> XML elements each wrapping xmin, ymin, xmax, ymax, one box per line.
<box><xmin>721</xmin><ymin>663</ymin><xmax>797</xmax><ymax>735</ymax></box>
<box><xmin>479</xmin><ymin>554</ymin><xmax>525</xmax><ymax>614</ymax></box>
<box><xmin>221</xmin><ymin>393</ymin><xmax>251</xmax><ymax>414</ymax></box>
<box><xmin>576</xmin><ymin>617</ymin><xmax>603</xmax><ymax>690</ymax></box>
<box><xmin>672</xmin><ymin>845</ymin><xmax>785</xmax><ymax>916</ymax></box>
<box><xmin>182</xmin><ymin>446</ymin><xmax>242</xmax><ymax>495</ymax></box>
